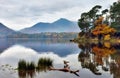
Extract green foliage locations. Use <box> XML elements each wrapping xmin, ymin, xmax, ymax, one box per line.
<box><xmin>26</xmin><ymin>62</ymin><xmax>35</xmax><ymax>70</ymax></box>
<box><xmin>18</xmin><ymin>60</ymin><xmax>27</xmax><ymax>70</ymax></box>
<box><xmin>38</xmin><ymin>57</ymin><xmax>53</xmax><ymax>67</ymax></box>
<box><xmin>102</xmin><ymin>9</ymin><xmax>108</xmax><ymax>15</ymax></box>
<box><xmin>89</xmin><ymin>5</ymin><xmax>102</xmax><ymax>19</ymax></box>
<box><xmin>109</xmin><ymin>1</ymin><xmax>120</xmax><ymax>31</ymax></box>
<box><xmin>78</xmin><ymin>5</ymin><xmax>102</xmax><ymax>39</ymax></box>
<box><xmin>18</xmin><ymin>60</ymin><xmax>36</xmax><ymax>71</ymax></box>
<box><xmin>78</xmin><ymin>5</ymin><xmax>102</xmax><ymax>31</ymax></box>
<box><xmin>78</xmin><ymin>17</ymin><xmax>89</xmax><ymax>31</ymax></box>
<box><xmin>18</xmin><ymin>57</ymin><xmax>53</xmax><ymax>72</ymax></box>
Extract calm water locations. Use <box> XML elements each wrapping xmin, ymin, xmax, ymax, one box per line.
<box><xmin>0</xmin><ymin>38</ymin><xmax>120</xmax><ymax>78</ymax></box>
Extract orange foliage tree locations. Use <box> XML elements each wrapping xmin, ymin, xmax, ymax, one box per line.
<box><xmin>92</xmin><ymin>17</ymin><xmax>116</xmax><ymax>40</ymax></box>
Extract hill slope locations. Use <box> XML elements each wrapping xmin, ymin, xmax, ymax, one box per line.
<box><xmin>0</xmin><ymin>23</ymin><xmax>15</xmax><ymax>37</ymax></box>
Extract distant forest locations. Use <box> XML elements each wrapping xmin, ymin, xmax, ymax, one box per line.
<box><xmin>7</xmin><ymin>32</ymin><xmax>78</xmax><ymax>39</ymax></box>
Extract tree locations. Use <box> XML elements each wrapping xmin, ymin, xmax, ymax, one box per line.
<box><xmin>78</xmin><ymin>5</ymin><xmax>102</xmax><ymax>38</ymax></box>
<box><xmin>78</xmin><ymin>12</ymin><xmax>90</xmax><ymax>38</ymax></box>
<box><xmin>102</xmin><ymin>9</ymin><xmax>109</xmax><ymax>16</ymax></box>
<box><xmin>110</xmin><ymin>1</ymin><xmax>120</xmax><ymax>29</ymax></box>
<box><xmin>78</xmin><ymin>12</ymin><xmax>89</xmax><ymax>32</ymax></box>
<box><xmin>102</xmin><ymin>9</ymin><xmax>109</xmax><ymax>25</ymax></box>
<box><xmin>92</xmin><ymin>17</ymin><xmax>116</xmax><ymax>40</ymax></box>
<box><xmin>88</xmin><ymin>5</ymin><xmax>102</xmax><ymax>20</ymax></box>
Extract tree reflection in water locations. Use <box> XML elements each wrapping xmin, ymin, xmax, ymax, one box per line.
<box><xmin>17</xmin><ymin>41</ymin><xmax>120</xmax><ymax>78</ymax></box>
<box><xmin>78</xmin><ymin>42</ymin><xmax>120</xmax><ymax>77</ymax></box>
<box><xmin>110</xmin><ymin>52</ymin><xmax>120</xmax><ymax>78</ymax></box>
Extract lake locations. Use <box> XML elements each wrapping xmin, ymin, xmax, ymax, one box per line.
<box><xmin>0</xmin><ymin>38</ymin><xmax>120</xmax><ymax>78</ymax></box>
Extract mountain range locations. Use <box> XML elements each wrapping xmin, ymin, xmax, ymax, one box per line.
<box><xmin>0</xmin><ymin>18</ymin><xmax>80</xmax><ymax>37</ymax></box>
<box><xmin>20</xmin><ymin>18</ymin><xmax>80</xmax><ymax>34</ymax></box>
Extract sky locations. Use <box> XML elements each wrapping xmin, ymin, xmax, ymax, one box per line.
<box><xmin>0</xmin><ymin>0</ymin><xmax>118</xmax><ymax>31</ymax></box>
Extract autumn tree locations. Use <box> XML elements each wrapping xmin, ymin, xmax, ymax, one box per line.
<box><xmin>92</xmin><ymin>17</ymin><xmax>116</xmax><ymax>40</ymax></box>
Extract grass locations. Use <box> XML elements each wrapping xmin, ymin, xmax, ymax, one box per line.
<box><xmin>18</xmin><ymin>57</ymin><xmax>53</xmax><ymax>77</ymax></box>
<box><xmin>38</xmin><ymin>57</ymin><xmax>53</xmax><ymax>67</ymax></box>
<box><xmin>26</xmin><ymin>62</ymin><xmax>35</xmax><ymax>70</ymax></box>
<box><xmin>18</xmin><ymin>60</ymin><xmax>27</xmax><ymax>70</ymax></box>
<box><xmin>18</xmin><ymin>57</ymin><xmax>53</xmax><ymax>71</ymax></box>
<box><xmin>36</xmin><ymin>57</ymin><xmax>53</xmax><ymax>72</ymax></box>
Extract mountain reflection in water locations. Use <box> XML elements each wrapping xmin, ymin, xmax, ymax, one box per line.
<box><xmin>0</xmin><ymin>38</ymin><xmax>120</xmax><ymax>78</ymax></box>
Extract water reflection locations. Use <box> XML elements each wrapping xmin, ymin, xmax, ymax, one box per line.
<box><xmin>78</xmin><ymin>41</ymin><xmax>120</xmax><ymax>78</ymax></box>
<box><xmin>0</xmin><ymin>45</ymin><xmax>80</xmax><ymax>78</ymax></box>
<box><xmin>18</xmin><ymin>59</ymin><xmax>80</xmax><ymax>78</ymax></box>
<box><xmin>18</xmin><ymin>70</ymin><xmax>35</xmax><ymax>78</ymax></box>
<box><xmin>0</xmin><ymin>38</ymin><xmax>80</xmax><ymax>57</ymax></box>
<box><xmin>0</xmin><ymin>38</ymin><xmax>120</xmax><ymax>78</ymax></box>
<box><xmin>110</xmin><ymin>52</ymin><xmax>120</xmax><ymax>78</ymax></box>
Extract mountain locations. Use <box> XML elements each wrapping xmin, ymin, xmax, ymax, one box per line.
<box><xmin>20</xmin><ymin>18</ymin><xmax>80</xmax><ymax>34</ymax></box>
<box><xmin>0</xmin><ymin>23</ymin><xmax>16</xmax><ymax>37</ymax></box>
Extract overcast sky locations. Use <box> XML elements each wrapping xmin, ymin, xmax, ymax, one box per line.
<box><xmin>0</xmin><ymin>0</ymin><xmax>117</xmax><ymax>30</ymax></box>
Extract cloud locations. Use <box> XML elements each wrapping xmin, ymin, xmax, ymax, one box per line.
<box><xmin>0</xmin><ymin>0</ymin><xmax>117</xmax><ymax>30</ymax></box>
